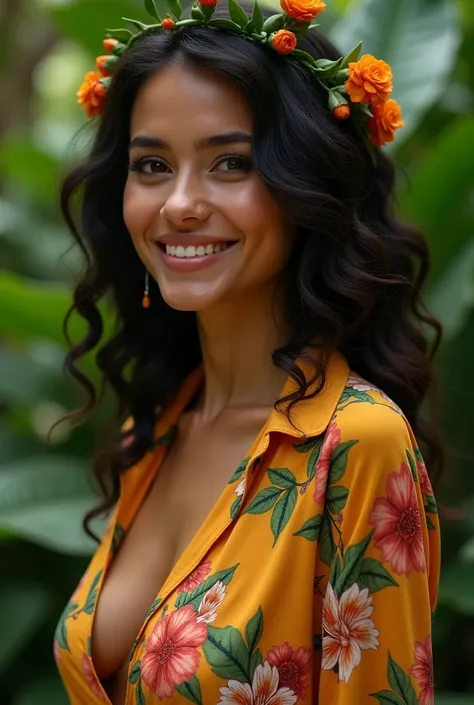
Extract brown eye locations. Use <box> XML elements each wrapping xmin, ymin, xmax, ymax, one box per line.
<box><xmin>130</xmin><ymin>157</ymin><xmax>169</xmax><ymax>174</ymax></box>
<box><xmin>214</xmin><ymin>155</ymin><xmax>252</xmax><ymax>172</ymax></box>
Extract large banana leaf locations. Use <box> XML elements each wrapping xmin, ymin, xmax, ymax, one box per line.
<box><xmin>330</xmin><ymin>0</ymin><xmax>461</xmax><ymax>144</ymax></box>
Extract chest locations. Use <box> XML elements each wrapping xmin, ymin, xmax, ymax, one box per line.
<box><xmin>91</xmin><ymin>412</ymin><xmax>267</xmax><ymax>699</ymax></box>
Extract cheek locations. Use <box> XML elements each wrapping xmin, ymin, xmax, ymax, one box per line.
<box><xmin>123</xmin><ymin>180</ymin><xmax>159</xmax><ymax>239</ymax></box>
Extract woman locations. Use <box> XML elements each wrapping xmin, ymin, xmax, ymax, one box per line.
<box><xmin>54</xmin><ymin>0</ymin><xmax>441</xmax><ymax>703</ymax></box>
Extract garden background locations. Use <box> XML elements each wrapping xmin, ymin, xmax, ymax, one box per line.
<box><xmin>0</xmin><ymin>0</ymin><xmax>473</xmax><ymax>702</ymax></box>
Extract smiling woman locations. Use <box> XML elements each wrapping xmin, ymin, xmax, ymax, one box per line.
<box><xmin>55</xmin><ymin>1</ymin><xmax>442</xmax><ymax>704</ymax></box>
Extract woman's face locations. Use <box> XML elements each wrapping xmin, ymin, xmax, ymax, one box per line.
<box><xmin>124</xmin><ymin>60</ymin><xmax>294</xmax><ymax>312</ymax></box>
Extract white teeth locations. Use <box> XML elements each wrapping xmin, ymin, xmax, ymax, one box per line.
<box><xmin>164</xmin><ymin>242</ymin><xmax>233</xmax><ymax>258</ymax></box>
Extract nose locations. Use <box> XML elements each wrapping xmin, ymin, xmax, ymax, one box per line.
<box><xmin>160</xmin><ymin>170</ymin><xmax>210</xmax><ymax>226</ymax></box>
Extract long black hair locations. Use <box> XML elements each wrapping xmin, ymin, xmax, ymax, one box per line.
<box><xmin>59</xmin><ymin>10</ymin><xmax>443</xmax><ymax>539</ymax></box>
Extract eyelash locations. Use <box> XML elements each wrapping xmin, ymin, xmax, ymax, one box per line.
<box><xmin>128</xmin><ymin>153</ymin><xmax>252</xmax><ymax>174</ymax></box>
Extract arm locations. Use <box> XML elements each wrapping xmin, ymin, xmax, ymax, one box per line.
<box><xmin>313</xmin><ymin>403</ymin><xmax>440</xmax><ymax>705</ymax></box>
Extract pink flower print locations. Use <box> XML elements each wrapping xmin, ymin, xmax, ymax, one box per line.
<box><xmin>218</xmin><ymin>661</ymin><xmax>297</xmax><ymax>704</ymax></box>
<box><xmin>368</xmin><ymin>462</ymin><xmax>425</xmax><ymax>576</ymax></box>
<box><xmin>197</xmin><ymin>580</ymin><xmax>226</xmax><ymax>624</ymax></box>
<box><xmin>81</xmin><ymin>653</ymin><xmax>105</xmax><ymax>699</ymax></box>
<box><xmin>417</xmin><ymin>458</ymin><xmax>434</xmax><ymax>497</ymax></box>
<box><xmin>178</xmin><ymin>560</ymin><xmax>212</xmax><ymax>593</ymax></box>
<box><xmin>409</xmin><ymin>635</ymin><xmax>434</xmax><ymax>705</ymax></box>
<box><xmin>322</xmin><ymin>582</ymin><xmax>379</xmax><ymax>683</ymax></box>
<box><xmin>266</xmin><ymin>642</ymin><xmax>312</xmax><ymax>699</ymax></box>
<box><xmin>141</xmin><ymin>604</ymin><xmax>208</xmax><ymax>699</ymax></box>
<box><xmin>313</xmin><ymin>422</ymin><xmax>341</xmax><ymax>505</ymax></box>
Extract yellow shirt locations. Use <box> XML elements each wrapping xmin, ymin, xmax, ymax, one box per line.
<box><xmin>54</xmin><ymin>351</ymin><xmax>440</xmax><ymax>704</ymax></box>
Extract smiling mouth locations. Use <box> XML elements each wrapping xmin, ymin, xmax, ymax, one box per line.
<box><xmin>158</xmin><ymin>242</ymin><xmax>237</xmax><ymax>259</ymax></box>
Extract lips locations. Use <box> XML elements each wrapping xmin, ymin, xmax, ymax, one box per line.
<box><xmin>154</xmin><ymin>239</ymin><xmax>238</xmax><ymax>272</ymax></box>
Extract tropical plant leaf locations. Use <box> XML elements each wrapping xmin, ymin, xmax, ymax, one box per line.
<box><xmin>293</xmin><ymin>514</ymin><xmax>323</xmax><ymax>541</ymax></box>
<box><xmin>387</xmin><ymin>652</ymin><xmax>418</xmax><ymax>705</ymax></box>
<box><xmin>358</xmin><ymin>558</ymin><xmax>399</xmax><ymax>593</ymax></box>
<box><xmin>175</xmin><ymin>565</ymin><xmax>238</xmax><ymax>609</ymax></box>
<box><xmin>245</xmin><ymin>607</ymin><xmax>263</xmax><ymax>653</ymax></box>
<box><xmin>271</xmin><ymin>486</ymin><xmax>298</xmax><ymax>544</ymax></box>
<box><xmin>175</xmin><ymin>674</ymin><xmax>202</xmax><ymax>705</ymax></box>
<box><xmin>326</xmin><ymin>485</ymin><xmax>349</xmax><ymax>514</ymax></box>
<box><xmin>245</xmin><ymin>486</ymin><xmax>283</xmax><ymax>514</ymax></box>
<box><xmin>333</xmin><ymin>533</ymin><xmax>372</xmax><ymax>595</ymax></box>
<box><xmin>319</xmin><ymin>511</ymin><xmax>337</xmax><ymax>566</ymax></box>
<box><xmin>204</xmin><ymin>625</ymin><xmax>250</xmax><ymax>681</ymax></box>
<box><xmin>329</xmin><ymin>440</ymin><xmax>358</xmax><ymax>484</ymax></box>
<box><xmin>268</xmin><ymin>467</ymin><xmax>298</xmax><ymax>488</ymax></box>
<box><xmin>229</xmin><ymin>457</ymin><xmax>250</xmax><ymax>483</ymax></box>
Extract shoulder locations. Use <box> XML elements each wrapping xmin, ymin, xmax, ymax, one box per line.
<box><xmin>332</xmin><ymin>372</ymin><xmax>413</xmax><ymax>452</ymax></box>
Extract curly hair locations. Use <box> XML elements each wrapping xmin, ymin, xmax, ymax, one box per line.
<box><xmin>59</xmin><ymin>12</ymin><xmax>444</xmax><ymax>540</ymax></box>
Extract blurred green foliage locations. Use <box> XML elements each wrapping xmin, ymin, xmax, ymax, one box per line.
<box><xmin>0</xmin><ymin>0</ymin><xmax>473</xmax><ymax>702</ymax></box>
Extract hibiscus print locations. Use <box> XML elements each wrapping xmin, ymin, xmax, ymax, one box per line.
<box><xmin>218</xmin><ymin>661</ymin><xmax>297</xmax><ymax>705</ymax></box>
<box><xmin>81</xmin><ymin>653</ymin><xmax>105</xmax><ymax>699</ymax></box>
<box><xmin>197</xmin><ymin>580</ymin><xmax>226</xmax><ymax>624</ymax></box>
<box><xmin>266</xmin><ymin>642</ymin><xmax>312</xmax><ymax>699</ymax></box>
<box><xmin>313</xmin><ymin>422</ymin><xmax>341</xmax><ymax>505</ymax></box>
<box><xmin>417</xmin><ymin>458</ymin><xmax>434</xmax><ymax>498</ymax></box>
<box><xmin>141</xmin><ymin>604</ymin><xmax>208</xmax><ymax>699</ymax></box>
<box><xmin>322</xmin><ymin>582</ymin><xmax>379</xmax><ymax>683</ymax></box>
<box><xmin>368</xmin><ymin>462</ymin><xmax>425</xmax><ymax>576</ymax></box>
<box><xmin>178</xmin><ymin>560</ymin><xmax>212</xmax><ymax>593</ymax></box>
<box><xmin>409</xmin><ymin>635</ymin><xmax>434</xmax><ymax>705</ymax></box>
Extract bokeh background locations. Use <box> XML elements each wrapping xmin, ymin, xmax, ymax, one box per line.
<box><xmin>0</xmin><ymin>0</ymin><xmax>473</xmax><ymax>702</ymax></box>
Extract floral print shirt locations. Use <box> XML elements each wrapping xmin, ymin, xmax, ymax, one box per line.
<box><xmin>54</xmin><ymin>351</ymin><xmax>440</xmax><ymax>704</ymax></box>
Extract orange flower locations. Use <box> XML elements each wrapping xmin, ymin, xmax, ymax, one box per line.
<box><xmin>333</xmin><ymin>104</ymin><xmax>350</xmax><ymax>120</ymax></box>
<box><xmin>77</xmin><ymin>71</ymin><xmax>107</xmax><ymax>119</ymax></box>
<box><xmin>280</xmin><ymin>0</ymin><xmax>326</xmax><ymax>22</ymax></box>
<box><xmin>199</xmin><ymin>0</ymin><xmax>219</xmax><ymax>5</ymax></box>
<box><xmin>368</xmin><ymin>99</ymin><xmax>404</xmax><ymax>147</ymax></box>
<box><xmin>162</xmin><ymin>17</ymin><xmax>175</xmax><ymax>29</ymax></box>
<box><xmin>272</xmin><ymin>29</ymin><xmax>297</xmax><ymax>55</ymax></box>
<box><xmin>345</xmin><ymin>54</ymin><xmax>393</xmax><ymax>106</ymax></box>
<box><xmin>96</xmin><ymin>55</ymin><xmax>112</xmax><ymax>77</ymax></box>
<box><xmin>103</xmin><ymin>38</ymin><xmax>118</xmax><ymax>53</ymax></box>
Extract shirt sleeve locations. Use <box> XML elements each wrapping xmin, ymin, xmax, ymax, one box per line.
<box><xmin>313</xmin><ymin>401</ymin><xmax>440</xmax><ymax>705</ymax></box>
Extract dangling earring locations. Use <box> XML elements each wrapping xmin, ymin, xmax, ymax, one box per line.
<box><xmin>142</xmin><ymin>270</ymin><xmax>150</xmax><ymax>309</ymax></box>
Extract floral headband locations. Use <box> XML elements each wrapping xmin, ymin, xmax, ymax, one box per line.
<box><xmin>77</xmin><ymin>0</ymin><xmax>403</xmax><ymax>148</ymax></box>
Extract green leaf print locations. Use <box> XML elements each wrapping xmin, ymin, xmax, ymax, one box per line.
<box><xmin>425</xmin><ymin>494</ymin><xmax>438</xmax><ymax>514</ymax></box>
<box><xmin>249</xmin><ymin>648</ymin><xmax>263</xmax><ymax>680</ymax></box>
<box><xmin>425</xmin><ymin>514</ymin><xmax>436</xmax><ymax>530</ymax></box>
<box><xmin>129</xmin><ymin>639</ymin><xmax>141</xmax><ymax>664</ymax></box>
<box><xmin>144</xmin><ymin>597</ymin><xmax>163</xmax><ymax>621</ymax></box>
<box><xmin>370</xmin><ymin>691</ymin><xmax>405</xmax><ymax>705</ymax></box>
<box><xmin>306</xmin><ymin>438</ymin><xmax>323</xmax><ymax>480</ymax></box>
<box><xmin>135</xmin><ymin>679</ymin><xmax>146</xmax><ymax>705</ymax></box>
<box><xmin>328</xmin><ymin>440</ymin><xmax>358</xmax><ymax>484</ymax></box>
<box><xmin>319</xmin><ymin>511</ymin><xmax>337</xmax><ymax>566</ymax></box>
<box><xmin>358</xmin><ymin>558</ymin><xmax>399</xmax><ymax>593</ymax></box>
<box><xmin>293</xmin><ymin>513</ymin><xmax>322</xmax><ymax>541</ymax></box>
<box><xmin>82</xmin><ymin>569</ymin><xmax>104</xmax><ymax>615</ymax></box>
<box><xmin>230</xmin><ymin>495</ymin><xmax>243</xmax><ymax>520</ymax></box>
<box><xmin>175</xmin><ymin>674</ymin><xmax>203</xmax><ymax>705</ymax></box>
<box><xmin>54</xmin><ymin>601</ymin><xmax>79</xmax><ymax>651</ymax></box>
<box><xmin>229</xmin><ymin>457</ymin><xmax>250</xmax><ymax>483</ymax></box>
<box><xmin>111</xmin><ymin>522</ymin><xmax>125</xmax><ymax>554</ymax></box>
<box><xmin>268</xmin><ymin>467</ymin><xmax>298</xmax><ymax>488</ymax></box>
<box><xmin>129</xmin><ymin>660</ymin><xmax>141</xmax><ymax>684</ymax></box>
<box><xmin>414</xmin><ymin>447</ymin><xmax>423</xmax><ymax>463</ymax></box>
<box><xmin>204</xmin><ymin>625</ymin><xmax>250</xmax><ymax>681</ymax></box>
<box><xmin>271</xmin><ymin>486</ymin><xmax>298</xmax><ymax>545</ymax></box>
<box><xmin>245</xmin><ymin>486</ymin><xmax>283</xmax><ymax>514</ymax></box>
<box><xmin>150</xmin><ymin>425</ymin><xmax>177</xmax><ymax>450</ymax></box>
<box><xmin>326</xmin><ymin>485</ymin><xmax>349</xmax><ymax>514</ymax></box>
<box><xmin>406</xmin><ymin>450</ymin><xmax>418</xmax><ymax>481</ymax></box>
<box><xmin>346</xmin><ymin>389</ymin><xmax>376</xmax><ymax>405</ymax></box>
<box><xmin>387</xmin><ymin>652</ymin><xmax>418</xmax><ymax>705</ymax></box>
<box><xmin>175</xmin><ymin>565</ymin><xmax>239</xmax><ymax>609</ymax></box>
<box><xmin>334</xmin><ymin>533</ymin><xmax>372</xmax><ymax>595</ymax></box>
<box><xmin>293</xmin><ymin>437</ymin><xmax>321</xmax><ymax>454</ymax></box>
<box><xmin>245</xmin><ymin>607</ymin><xmax>263</xmax><ymax>654</ymax></box>
<box><xmin>329</xmin><ymin>554</ymin><xmax>341</xmax><ymax>587</ymax></box>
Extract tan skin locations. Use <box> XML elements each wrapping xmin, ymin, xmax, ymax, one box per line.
<box><xmin>91</xmin><ymin>60</ymin><xmax>296</xmax><ymax>704</ymax></box>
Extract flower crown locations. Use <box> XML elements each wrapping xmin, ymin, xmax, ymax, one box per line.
<box><xmin>77</xmin><ymin>0</ymin><xmax>403</xmax><ymax>148</ymax></box>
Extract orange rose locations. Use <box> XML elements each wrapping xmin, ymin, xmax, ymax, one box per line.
<box><xmin>272</xmin><ymin>29</ymin><xmax>297</xmax><ymax>55</ymax></box>
<box><xmin>368</xmin><ymin>99</ymin><xmax>404</xmax><ymax>147</ymax></box>
<box><xmin>333</xmin><ymin>104</ymin><xmax>350</xmax><ymax>120</ymax></box>
<box><xmin>280</xmin><ymin>0</ymin><xmax>326</xmax><ymax>23</ymax></box>
<box><xmin>96</xmin><ymin>55</ymin><xmax>112</xmax><ymax>77</ymax></box>
<box><xmin>103</xmin><ymin>38</ymin><xmax>118</xmax><ymax>53</ymax></box>
<box><xmin>77</xmin><ymin>71</ymin><xmax>107</xmax><ymax>119</ymax></box>
<box><xmin>162</xmin><ymin>17</ymin><xmax>175</xmax><ymax>29</ymax></box>
<box><xmin>345</xmin><ymin>54</ymin><xmax>393</xmax><ymax>106</ymax></box>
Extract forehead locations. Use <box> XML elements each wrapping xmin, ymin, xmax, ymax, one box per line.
<box><xmin>129</xmin><ymin>61</ymin><xmax>253</xmax><ymax>140</ymax></box>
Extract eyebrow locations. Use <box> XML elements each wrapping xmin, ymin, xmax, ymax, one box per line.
<box><xmin>128</xmin><ymin>131</ymin><xmax>252</xmax><ymax>151</ymax></box>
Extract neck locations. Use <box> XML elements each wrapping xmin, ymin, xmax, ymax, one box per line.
<box><xmin>195</xmin><ymin>285</ymin><xmax>290</xmax><ymax>421</ymax></box>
